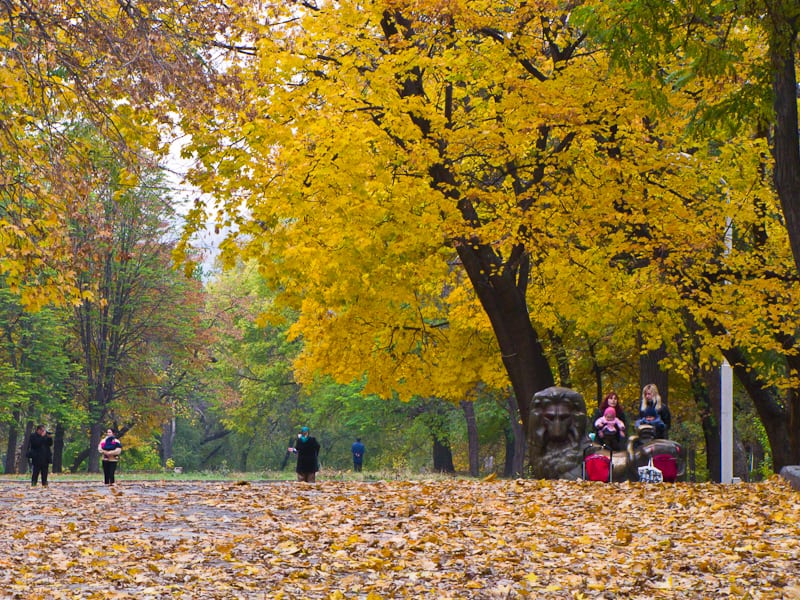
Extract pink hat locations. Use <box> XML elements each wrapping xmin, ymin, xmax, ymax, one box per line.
<box><xmin>604</xmin><ymin>407</ymin><xmax>617</xmax><ymax>420</ymax></box>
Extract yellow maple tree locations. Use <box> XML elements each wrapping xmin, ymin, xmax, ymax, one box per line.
<box><xmin>180</xmin><ymin>1</ymin><xmax>769</xmax><ymax>435</ymax></box>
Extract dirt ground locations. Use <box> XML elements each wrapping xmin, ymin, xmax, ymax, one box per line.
<box><xmin>1</xmin><ymin>477</ymin><xmax>799</xmax><ymax>599</ymax></box>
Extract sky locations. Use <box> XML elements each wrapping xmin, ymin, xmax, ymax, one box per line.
<box><xmin>162</xmin><ymin>132</ymin><xmax>227</xmax><ymax>278</ymax></box>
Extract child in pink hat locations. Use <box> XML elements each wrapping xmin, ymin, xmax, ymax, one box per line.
<box><xmin>594</xmin><ymin>406</ymin><xmax>626</xmax><ymax>449</ymax></box>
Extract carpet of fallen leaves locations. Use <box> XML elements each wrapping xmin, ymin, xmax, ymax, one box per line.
<box><xmin>1</xmin><ymin>477</ymin><xmax>799</xmax><ymax>599</ymax></box>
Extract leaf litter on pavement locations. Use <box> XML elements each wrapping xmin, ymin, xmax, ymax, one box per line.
<box><xmin>0</xmin><ymin>477</ymin><xmax>798</xmax><ymax>599</ymax></box>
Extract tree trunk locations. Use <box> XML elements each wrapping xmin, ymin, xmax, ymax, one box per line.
<box><xmin>460</xmin><ymin>400</ymin><xmax>479</xmax><ymax>477</ymax></box>
<box><xmin>746</xmin><ymin>442</ymin><xmax>766</xmax><ymax>481</ymax></box>
<box><xmin>770</xmin><ymin>19</ymin><xmax>800</xmax><ymax>275</ymax></box>
<box><xmin>88</xmin><ymin>421</ymin><xmax>105</xmax><ymax>473</ymax></box>
<box><xmin>733</xmin><ymin>436</ymin><xmax>749</xmax><ymax>480</ymax></box>
<box><xmin>52</xmin><ymin>423</ymin><xmax>65</xmax><ymax>473</ymax></box>
<box><xmin>70</xmin><ymin>448</ymin><xmax>89</xmax><ymax>473</ymax></box>
<box><xmin>160</xmin><ymin>418</ymin><xmax>176</xmax><ymax>466</ymax></box>
<box><xmin>589</xmin><ymin>345</ymin><xmax>604</xmax><ymax>410</ymax></box>
<box><xmin>638</xmin><ymin>337</ymin><xmax>669</xmax><ymax>407</ymax></box>
<box><xmin>505</xmin><ymin>392</ymin><xmax>526</xmax><ymax>477</ymax></box>
<box><xmin>767</xmin><ymin>17</ymin><xmax>800</xmax><ymax>469</ymax></box>
<box><xmin>456</xmin><ymin>244</ymin><xmax>555</xmax><ymax>435</ymax></box>
<box><xmin>15</xmin><ymin>421</ymin><xmax>33</xmax><ymax>474</ymax></box>
<box><xmin>503</xmin><ymin>429</ymin><xmax>515</xmax><ymax>477</ymax></box>
<box><xmin>201</xmin><ymin>443</ymin><xmax>225</xmax><ymax>468</ymax></box>
<box><xmin>385</xmin><ymin>41</ymin><xmax>555</xmax><ymax>456</ymax></box>
<box><xmin>432</xmin><ymin>437</ymin><xmax>454</xmax><ymax>473</ymax></box>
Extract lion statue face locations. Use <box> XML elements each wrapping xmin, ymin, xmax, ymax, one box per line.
<box><xmin>527</xmin><ymin>386</ymin><xmax>588</xmax><ymax>479</ymax></box>
<box><xmin>540</xmin><ymin>401</ymin><xmax>577</xmax><ymax>442</ymax></box>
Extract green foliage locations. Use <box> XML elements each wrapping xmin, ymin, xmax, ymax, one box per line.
<box><xmin>0</xmin><ymin>281</ymin><xmax>83</xmax><ymax>455</ymax></box>
<box><xmin>734</xmin><ymin>392</ymin><xmax>772</xmax><ymax>479</ymax></box>
<box><xmin>63</xmin><ymin>132</ymin><xmax>213</xmax><ymax>470</ymax></box>
<box><xmin>120</xmin><ymin>443</ymin><xmax>162</xmax><ymax>472</ymax></box>
<box><xmin>204</xmin><ymin>261</ymin><xmax>301</xmax><ymax>438</ymax></box>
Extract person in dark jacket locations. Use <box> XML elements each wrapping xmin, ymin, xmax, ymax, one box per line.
<box><xmin>635</xmin><ymin>405</ymin><xmax>667</xmax><ymax>440</ymax></box>
<box><xmin>590</xmin><ymin>391</ymin><xmax>630</xmax><ymax>434</ymax></box>
<box><xmin>28</xmin><ymin>425</ymin><xmax>53</xmax><ymax>487</ymax></box>
<box><xmin>638</xmin><ymin>383</ymin><xmax>671</xmax><ymax>435</ymax></box>
<box><xmin>98</xmin><ymin>428</ymin><xmax>123</xmax><ymax>485</ymax></box>
<box><xmin>288</xmin><ymin>426</ymin><xmax>320</xmax><ymax>482</ymax></box>
<box><xmin>351</xmin><ymin>438</ymin><xmax>365</xmax><ymax>472</ymax></box>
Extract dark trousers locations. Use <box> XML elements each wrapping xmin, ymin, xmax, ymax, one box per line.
<box><xmin>353</xmin><ymin>462</ymin><xmax>363</xmax><ymax>472</ymax></box>
<box><xmin>102</xmin><ymin>460</ymin><xmax>118</xmax><ymax>484</ymax></box>
<box><xmin>31</xmin><ymin>462</ymin><xmax>49</xmax><ymax>486</ymax></box>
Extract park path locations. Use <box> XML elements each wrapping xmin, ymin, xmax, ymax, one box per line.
<box><xmin>1</xmin><ymin>478</ymin><xmax>799</xmax><ymax>599</ymax></box>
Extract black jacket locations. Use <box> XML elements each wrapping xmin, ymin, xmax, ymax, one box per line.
<box><xmin>28</xmin><ymin>432</ymin><xmax>53</xmax><ymax>466</ymax></box>
<box><xmin>293</xmin><ymin>436</ymin><xmax>320</xmax><ymax>474</ymax></box>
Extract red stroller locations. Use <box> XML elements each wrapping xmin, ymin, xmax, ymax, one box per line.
<box><xmin>652</xmin><ymin>453</ymin><xmax>679</xmax><ymax>482</ymax></box>
<box><xmin>583</xmin><ymin>445</ymin><xmax>613</xmax><ymax>482</ymax></box>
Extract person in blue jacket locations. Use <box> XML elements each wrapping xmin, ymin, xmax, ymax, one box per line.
<box><xmin>635</xmin><ymin>405</ymin><xmax>667</xmax><ymax>440</ymax></box>
<box><xmin>351</xmin><ymin>438</ymin><xmax>365</xmax><ymax>472</ymax></box>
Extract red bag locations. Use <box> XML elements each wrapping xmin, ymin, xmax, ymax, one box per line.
<box><xmin>584</xmin><ymin>454</ymin><xmax>612</xmax><ymax>482</ymax></box>
<box><xmin>653</xmin><ymin>454</ymin><xmax>678</xmax><ymax>482</ymax></box>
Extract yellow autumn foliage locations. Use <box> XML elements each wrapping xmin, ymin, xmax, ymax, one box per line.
<box><xmin>178</xmin><ymin>0</ymin><xmax>797</xmax><ymax>409</ymax></box>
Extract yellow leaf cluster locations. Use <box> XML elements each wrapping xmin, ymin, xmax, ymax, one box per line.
<box><xmin>181</xmin><ymin>0</ymin><xmax>798</xmax><ymax>405</ymax></box>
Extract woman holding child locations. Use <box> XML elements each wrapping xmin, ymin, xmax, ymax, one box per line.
<box><xmin>638</xmin><ymin>383</ymin><xmax>671</xmax><ymax>436</ymax></box>
<box><xmin>591</xmin><ymin>392</ymin><xmax>629</xmax><ymax>431</ymax></box>
<box><xmin>591</xmin><ymin>391</ymin><xmax>629</xmax><ymax>450</ymax></box>
<box><xmin>98</xmin><ymin>428</ymin><xmax>123</xmax><ymax>485</ymax></box>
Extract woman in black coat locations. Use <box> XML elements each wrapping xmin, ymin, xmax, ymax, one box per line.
<box><xmin>28</xmin><ymin>425</ymin><xmax>53</xmax><ymax>487</ymax></box>
<box><xmin>638</xmin><ymin>383</ymin><xmax>671</xmax><ymax>436</ymax></box>
<box><xmin>288</xmin><ymin>426</ymin><xmax>320</xmax><ymax>482</ymax></box>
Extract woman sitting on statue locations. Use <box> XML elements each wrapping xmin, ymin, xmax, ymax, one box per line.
<box><xmin>591</xmin><ymin>392</ymin><xmax>629</xmax><ymax>434</ymax></box>
<box><xmin>594</xmin><ymin>406</ymin><xmax>626</xmax><ymax>451</ymax></box>
<box><xmin>638</xmin><ymin>383</ymin><xmax>671</xmax><ymax>437</ymax></box>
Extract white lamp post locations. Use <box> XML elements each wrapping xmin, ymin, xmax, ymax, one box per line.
<box><xmin>720</xmin><ymin>359</ymin><xmax>734</xmax><ymax>483</ymax></box>
<box><xmin>720</xmin><ymin>208</ymin><xmax>734</xmax><ymax>484</ymax></box>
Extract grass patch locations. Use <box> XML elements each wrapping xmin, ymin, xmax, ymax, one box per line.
<box><xmin>0</xmin><ymin>467</ymin><xmax>468</xmax><ymax>483</ymax></box>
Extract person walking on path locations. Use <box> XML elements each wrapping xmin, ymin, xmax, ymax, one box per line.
<box><xmin>288</xmin><ymin>426</ymin><xmax>320</xmax><ymax>482</ymax></box>
<box><xmin>28</xmin><ymin>425</ymin><xmax>53</xmax><ymax>487</ymax></box>
<box><xmin>98</xmin><ymin>428</ymin><xmax>122</xmax><ymax>485</ymax></box>
<box><xmin>351</xmin><ymin>438</ymin><xmax>365</xmax><ymax>472</ymax></box>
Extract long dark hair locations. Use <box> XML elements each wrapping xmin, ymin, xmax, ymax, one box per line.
<box><xmin>599</xmin><ymin>391</ymin><xmax>623</xmax><ymax>413</ymax></box>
